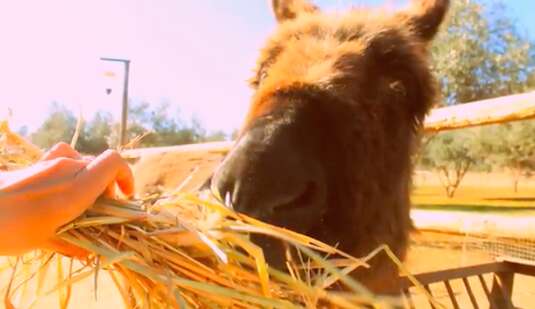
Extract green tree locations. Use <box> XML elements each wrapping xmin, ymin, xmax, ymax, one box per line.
<box><xmin>431</xmin><ymin>0</ymin><xmax>534</xmax><ymax>105</ymax></box>
<box><xmin>31</xmin><ymin>103</ymin><xmax>77</xmax><ymax>149</ymax></box>
<box><xmin>419</xmin><ymin>131</ymin><xmax>482</xmax><ymax>198</ymax></box>
<box><xmin>479</xmin><ymin>122</ymin><xmax>535</xmax><ymax>192</ymax></box>
<box><xmin>141</xmin><ymin>103</ymin><xmax>205</xmax><ymax>146</ymax></box>
<box><xmin>31</xmin><ymin>101</ymin><xmax>212</xmax><ymax>152</ymax></box>
<box><xmin>78</xmin><ymin>112</ymin><xmax>113</xmax><ymax>154</ymax></box>
<box><xmin>108</xmin><ymin>102</ymin><xmax>208</xmax><ymax>148</ymax></box>
<box><xmin>527</xmin><ymin>71</ymin><xmax>535</xmax><ymax>91</ymax></box>
<box><xmin>417</xmin><ymin>0</ymin><xmax>535</xmax><ymax>195</ymax></box>
<box><xmin>203</xmin><ymin>130</ymin><xmax>228</xmax><ymax>142</ymax></box>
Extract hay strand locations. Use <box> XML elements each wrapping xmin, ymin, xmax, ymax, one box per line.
<box><xmin>0</xmin><ymin>122</ymin><xmax>443</xmax><ymax>308</ymax></box>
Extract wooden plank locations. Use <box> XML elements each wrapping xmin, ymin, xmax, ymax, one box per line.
<box><xmin>424</xmin><ymin>285</ymin><xmax>437</xmax><ymax>309</ymax></box>
<box><xmin>402</xmin><ymin>289</ymin><xmax>415</xmax><ymax>309</ymax></box>
<box><xmin>121</xmin><ymin>141</ymin><xmax>232</xmax><ymax>159</ymax></box>
<box><xmin>498</xmin><ymin>256</ymin><xmax>535</xmax><ymax>267</ymax></box>
<box><xmin>498</xmin><ymin>257</ymin><xmax>535</xmax><ymax>277</ymax></box>
<box><xmin>490</xmin><ymin>272</ymin><xmax>515</xmax><ymax>309</ymax></box>
<box><xmin>423</xmin><ymin>91</ymin><xmax>535</xmax><ymax>132</ymax></box>
<box><xmin>399</xmin><ymin>262</ymin><xmax>507</xmax><ymax>288</ymax></box>
<box><xmin>478</xmin><ymin>274</ymin><xmax>498</xmax><ymax>309</ymax></box>
<box><xmin>119</xmin><ymin>92</ymin><xmax>535</xmax><ymax>160</ymax></box>
<box><xmin>462</xmin><ymin>277</ymin><xmax>479</xmax><ymax>309</ymax></box>
<box><xmin>444</xmin><ymin>280</ymin><xmax>460</xmax><ymax>309</ymax></box>
<box><xmin>508</xmin><ymin>262</ymin><xmax>535</xmax><ymax>277</ymax></box>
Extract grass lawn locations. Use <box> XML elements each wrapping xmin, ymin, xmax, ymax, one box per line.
<box><xmin>411</xmin><ymin>185</ymin><xmax>535</xmax><ymax>212</ymax></box>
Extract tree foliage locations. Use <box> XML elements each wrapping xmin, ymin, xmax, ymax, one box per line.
<box><xmin>419</xmin><ymin>131</ymin><xmax>482</xmax><ymax>197</ymax></box>
<box><xmin>418</xmin><ymin>0</ymin><xmax>535</xmax><ymax>196</ymax></box>
<box><xmin>431</xmin><ymin>0</ymin><xmax>534</xmax><ymax>105</ymax></box>
<box><xmin>78</xmin><ymin>112</ymin><xmax>114</xmax><ymax>154</ymax></box>
<box><xmin>479</xmin><ymin>122</ymin><xmax>535</xmax><ymax>192</ymax></box>
<box><xmin>31</xmin><ymin>102</ymin><xmax>77</xmax><ymax>149</ymax></box>
<box><xmin>30</xmin><ymin>102</ymin><xmax>228</xmax><ymax>155</ymax></box>
<box><xmin>107</xmin><ymin>102</ymin><xmax>208</xmax><ymax>148</ymax></box>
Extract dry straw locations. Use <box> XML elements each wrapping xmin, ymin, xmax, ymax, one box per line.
<box><xmin>0</xmin><ymin>122</ymin><xmax>439</xmax><ymax>309</ymax></box>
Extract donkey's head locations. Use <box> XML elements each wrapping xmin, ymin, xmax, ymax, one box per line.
<box><xmin>211</xmin><ymin>0</ymin><xmax>448</xmax><ymax>267</ymax></box>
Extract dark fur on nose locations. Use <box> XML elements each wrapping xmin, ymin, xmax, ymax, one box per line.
<box><xmin>210</xmin><ymin>115</ymin><xmax>327</xmax><ymax>269</ymax></box>
<box><xmin>207</xmin><ymin>94</ymin><xmax>332</xmax><ymax>269</ymax></box>
<box><xmin>211</xmin><ymin>116</ymin><xmax>327</xmax><ymax>235</ymax></box>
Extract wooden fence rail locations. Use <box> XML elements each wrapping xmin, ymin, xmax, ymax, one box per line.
<box><xmin>122</xmin><ymin>91</ymin><xmax>535</xmax><ymax>158</ymax></box>
<box><xmin>424</xmin><ymin>91</ymin><xmax>535</xmax><ymax>133</ymax></box>
<box><xmin>400</xmin><ymin>258</ymin><xmax>535</xmax><ymax>309</ymax></box>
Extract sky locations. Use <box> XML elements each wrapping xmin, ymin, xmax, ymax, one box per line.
<box><xmin>1</xmin><ymin>0</ymin><xmax>534</xmax><ymax>135</ymax></box>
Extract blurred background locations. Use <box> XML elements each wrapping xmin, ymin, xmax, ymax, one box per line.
<box><xmin>0</xmin><ymin>0</ymin><xmax>533</xmax><ymax>152</ymax></box>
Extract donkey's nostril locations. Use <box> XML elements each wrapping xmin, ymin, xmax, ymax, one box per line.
<box><xmin>210</xmin><ymin>167</ymin><xmax>235</xmax><ymax>208</ymax></box>
<box><xmin>260</xmin><ymin>179</ymin><xmax>326</xmax><ymax>234</ymax></box>
<box><xmin>208</xmin><ymin>124</ymin><xmax>327</xmax><ymax>233</ymax></box>
<box><xmin>273</xmin><ymin>181</ymin><xmax>318</xmax><ymax>213</ymax></box>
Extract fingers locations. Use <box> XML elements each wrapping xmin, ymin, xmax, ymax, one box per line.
<box><xmin>0</xmin><ymin>157</ymin><xmax>88</xmax><ymax>193</ymax></box>
<box><xmin>38</xmin><ymin>151</ymin><xmax>133</xmax><ymax>225</ymax></box>
<box><xmin>41</xmin><ymin>145</ymin><xmax>133</xmax><ymax>197</ymax></box>
<box><xmin>82</xmin><ymin>155</ymin><xmax>96</xmax><ymax>162</ymax></box>
<box><xmin>41</xmin><ymin>142</ymin><xmax>82</xmax><ymax>161</ymax></box>
<box><xmin>104</xmin><ymin>183</ymin><xmax>117</xmax><ymax>198</ymax></box>
<box><xmin>78</xmin><ymin>150</ymin><xmax>135</xmax><ymax>198</ymax></box>
<box><xmin>43</xmin><ymin>238</ymin><xmax>89</xmax><ymax>260</ymax></box>
<box><xmin>45</xmin><ymin>151</ymin><xmax>132</xmax><ymax>227</ymax></box>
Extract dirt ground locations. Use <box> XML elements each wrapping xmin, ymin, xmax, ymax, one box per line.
<box><xmin>406</xmin><ymin>231</ymin><xmax>535</xmax><ymax>309</ymax></box>
<box><xmin>413</xmin><ymin>171</ymin><xmax>535</xmax><ymax>209</ymax></box>
<box><xmin>413</xmin><ymin>170</ymin><xmax>535</xmax><ymax>190</ymax></box>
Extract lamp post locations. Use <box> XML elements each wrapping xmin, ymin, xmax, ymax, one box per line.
<box><xmin>100</xmin><ymin>57</ymin><xmax>130</xmax><ymax>147</ymax></box>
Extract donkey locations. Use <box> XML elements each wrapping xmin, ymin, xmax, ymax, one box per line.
<box><xmin>209</xmin><ymin>0</ymin><xmax>449</xmax><ymax>294</ymax></box>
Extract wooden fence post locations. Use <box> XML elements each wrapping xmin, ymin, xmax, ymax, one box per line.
<box><xmin>489</xmin><ymin>271</ymin><xmax>514</xmax><ymax>309</ymax></box>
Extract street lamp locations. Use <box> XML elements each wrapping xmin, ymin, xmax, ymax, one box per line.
<box><xmin>100</xmin><ymin>57</ymin><xmax>130</xmax><ymax>147</ymax></box>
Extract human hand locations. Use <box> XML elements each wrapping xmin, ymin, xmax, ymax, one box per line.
<box><xmin>0</xmin><ymin>143</ymin><xmax>134</xmax><ymax>257</ymax></box>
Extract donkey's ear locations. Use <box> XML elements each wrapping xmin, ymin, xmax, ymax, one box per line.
<box><xmin>271</xmin><ymin>0</ymin><xmax>319</xmax><ymax>23</ymax></box>
<box><xmin>398</xmin><ymin>0</ymin><xmax>450</xmax><ymax>42</ymax></box>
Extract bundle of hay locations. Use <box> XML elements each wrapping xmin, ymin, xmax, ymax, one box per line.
<box><xmin>0</xmin><ymin>122</ymin><xmax>432</xmax><ymax>309</ymax></box>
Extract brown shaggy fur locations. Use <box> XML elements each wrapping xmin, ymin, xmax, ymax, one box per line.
<box><xmin>212</xmin><ymin>0</ymin><xmax>449</xmax><ymax>293</ymax></box>
<box><xmin>208</xmin><ymin>0</ymin><xmax>449</xmax><ymax>294</ymax></box>
<box><xmin>132</xmin><ymin>0</ymin><xmax>449</xmax><ymax>293</ymax></box>
<box><xmin>131</xmin><ymin>0</ymin><xmax>450</xmax><ymax>295</ymax></box>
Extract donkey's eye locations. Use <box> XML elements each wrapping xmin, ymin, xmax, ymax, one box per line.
<box><xmin>252</xmin><ymin>67</ymin><xmax>269</xmax><ymax>88</ymax></box>
<box><xmin>259</xmin><ymin>70</ymin><xmax>268</xmax><ymax>82</ymax></box>
<box><xmin>389</xmin><ymin>81</ymin><xmax>407</xmax><ymax>97</ymax></box>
